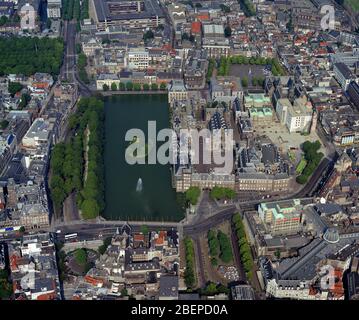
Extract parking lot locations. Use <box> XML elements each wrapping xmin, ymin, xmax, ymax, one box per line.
<box><xmin>229</xmin><ymin>64</ymin><xmax>269</xmax><ymax>86</ymax></box>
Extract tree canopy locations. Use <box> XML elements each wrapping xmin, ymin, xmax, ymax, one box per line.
<box><xmin>210</xmin><ymin>187</ymin><xmax>236</xmax><ymax>200</ymax></box>
<box><xmin>8</xmin><ymin>81</ymin><xmax>23</xmax><ymax>96</ymax></box>
<box><xmin>50</xmin><ymin>97</ymin><xmax>105</xmax><ymax>219</ymax></box>
<box><xmin>296</xmin><ymin>140</ymin><xmax>323</xmax><ymax>184</ymax></box>
<box><xmin>184</xmin><ymin>237</ymin><xmax>196</xmax><ymax>288</ymax></box>
<box><xmin>0</xmin><ymin>37</ymin><xmax>64</xmax><ymax>76</ymax></box>
<box><xmin>185</xmin><ymin>187</ymin><xmax>201</xmax><ymax>205</ymax></box>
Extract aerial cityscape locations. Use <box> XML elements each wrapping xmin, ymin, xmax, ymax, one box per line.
<box><xmin>1</xmin><ymin>0</ymin><xmax>359</xmax><ymax>303</ymax></box>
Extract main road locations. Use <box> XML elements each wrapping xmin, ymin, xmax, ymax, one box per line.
<box><xmin>61</xmin><ymin>20</ymin><xmax>92</xmax><ymax>96</ymax></box>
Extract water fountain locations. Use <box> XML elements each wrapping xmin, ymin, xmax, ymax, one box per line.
<box><xmin>136</xmin><ymin>178</ymin><xmax>143</xmax><ymax>192</ymax></box>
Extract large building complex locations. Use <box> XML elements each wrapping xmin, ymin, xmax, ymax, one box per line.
<box><xmin>90</xmin><ymin>0</ymin><xmax>165</xmax><ymax>31</ymax></box>
<box><xmin>258</xmin><ymin>199</ymin><xmax>302</xmax><ymax>236</ymax></box>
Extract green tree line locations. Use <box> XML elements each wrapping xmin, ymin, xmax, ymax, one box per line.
<box><xmin>50</xmin><ymin>97</ymin><xmax>105</xmax><ymax>219</ymax></box>
<box><xmin>78</xmin><ymin>52</ymin><xmax>89</xmax><ymax>84</ymax></box>
<box><xmin>103</xmin><ymin>82</ymin><xmax>167</xmax><ymax>91</ymax></box>
<box><xmin>239</xmin><ymin>0</ymin><xmax>256</xmax><ymax>17</ymax></box>
<box><xmin>208</xmin><ymin>229</ymin><xmax>233</xmax><ymax>264</ymax></box>
<box><xmin>216</xmin><ymin>55</ymin><xmax>286</xmax><ymax>77</ymax></box>
<box><xmin>217</xmin><ymin>230</ymin><xmax>233</xmax><ymax>263</ymax></box>
<box><xmin>184</xmin><ymin>237</ymin><xmax>196</xmax><ymax>288</ymax></box>
<box><xmin>206</xmin><ymin>58</ymin><xmax>216</xmax><ymax>81</ymax></box>
<box><xmin>62</xmin><ymin>0</ymin><xmax>89</xmax><ymax>21</ymax></box>
<box><xmin>233</xmin><ymin>213</ymin><xmax>254</xmax><ymax>280</ymax></box>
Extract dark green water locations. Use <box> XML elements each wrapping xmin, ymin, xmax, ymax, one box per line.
<box><xmin>104</xmin><ymin>94</ymin><xmax>184</xmax><ymax>221</ymax></box>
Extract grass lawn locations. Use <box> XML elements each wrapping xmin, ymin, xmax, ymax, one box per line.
<box><xmin>296</xmin><ymin>158</ymin><xmax>307</xmax><ymax>175</ymax></box>
<box><xmin>74</xmin><ymin>248</ymin><xmax>87</xmax><ymax>266</ymax></box>
<box><xmin>346</xmin><ymin>0</ymin><xmax>359</xmax><ymax>12</ymax></box>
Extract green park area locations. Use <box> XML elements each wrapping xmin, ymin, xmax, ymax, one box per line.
<box><xmin>50</xmin><ymin>97</ymin><xmax>105</xmax><ymax>219</ymax></box>
<box><xmin>239</xmin><ymin>0</ymin><xmax>256</xmax><ymax>16</ymax></box>
<box><xmin>207</xmin><ymin>229</ymin><xmax>233</xmax><ymax>266</ymax></box>
<box><xmin>296</xmin><ymin>140</ymin><xmax>324</xmax><ymax>185</ymax></box>
<box><xmin>345</xmin><ymin>0</ymin><xmax>359</xmax><ymax>12</ymax></box>
<box><xmin>217</xmin><ymin>55</ymin><xmax>286</xmax><ymax>78</ymax></box>
<box><xmin>296</xmin><ymin>157</ymin><xmax>307</xmax><ymax>175</ymax></box>
<box><xmin>199</xmin><ymin>282</ymin><xmax>230</xmax><ymax>296</ymax></box>
<box><xmin>209</xmin><ymin>187</ymin><xmax>236</xmax><ymax>201</ymax></box>
<box><xmin>0</xmin><ymin>37</ymin><xmax>64</xmax><ymax>76</ymax></box>
<box><xmin>185</xmin><ymin>187</ymin><xmax>201</xmax><ymax>206</ymax></box>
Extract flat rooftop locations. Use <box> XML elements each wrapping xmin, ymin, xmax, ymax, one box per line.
<box><xmin>93</xmin><ymin>0</ymin><xmax>164</xmax><ymax>22</ymax></box>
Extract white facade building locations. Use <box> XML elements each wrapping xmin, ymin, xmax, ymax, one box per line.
<box><xmin>126</xmin><ymin>48</ymin><xmax>149</xmax><ymax>71</ymax></box>
<box><xmin>47</xmin><ymin>0</ymin><xmax>62</xmax><ymax>19</ymax></box>
<box><xmin>22</xmin><ymin>118</ymin><xmax>52</xmax><ymax>150</ymax></box>
<box><xmin>266</xmin><ymin>279</ymin><xmax>328</xmax><ymax>300</ymax></box>
<box><xmin>276</xmin><ymin>98</ymin><xmax>312</xmax><ymax>133</ymax></box>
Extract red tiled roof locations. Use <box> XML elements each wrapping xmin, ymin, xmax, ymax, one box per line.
<box><xmin>191</xmin><ymin>21</ymin><xmax>201</xmax><ymax>34</ymax></box>
<box><xmin>37</xmin><ymin>292</ymin><xmax>56</xmax><ymax>300</ymax></box>
<box><xmin>32</xmin><ymin>82</ymin><xmax>49</xmax><ymax>89</ymax></box>
<box><xmin>134</xmin><ymin>234</ymin><xmax>145</xmax><ymax>242</ymax></box>
<box><xmin>197</xmin><ymin>13</ymin><xmax>209</xmax><ymax>21</ymax></box>
<box><xmin>84</xmin><ymin>275</ymin><xmax>104</xmax><ymax>286</ymax></box>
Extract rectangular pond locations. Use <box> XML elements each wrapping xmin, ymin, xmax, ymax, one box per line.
<box><xmin>104</xmin><ymin>94</ymin><xmax>184</xmax><ymax>221</ymax></box>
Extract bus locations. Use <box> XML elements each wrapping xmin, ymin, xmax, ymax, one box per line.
<box><xmin>64</xmin><ymin>233</ymin><xmax>78</xmax><ymax>241</ymax></box>
<box><xmin>0</xmin><ymin>226</ymin><xmax>21</xmax><ymax>233</ymax></box>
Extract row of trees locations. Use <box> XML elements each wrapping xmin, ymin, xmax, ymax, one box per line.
<box><xmin>209</xmin><ymin>186</ymin><xmax>236</xmax><ymax>201</ymax></box>
<box><xmin>184</xmin><ymin>237</ymin><xmax>196</xmax><ymax>288</ymax></box>
<box><xmin>216</xmin><ymin>55</ymin><xmax>286</xmax><ymax>77</ymax></box>
<box><xmin>78</xmin><ymin>52</ymin><xmax>89</xmax><ymax>84</ymax></box>
<box><xmin>217</xmin><ymin>230</ymin><xmax>233</xmax><ymax>263</ymax></box>
<box><xmin>81</xmin><ymin>0</ymin><xmax>90</xmax><ymax>20</ymax></box>
<box><xmin>208</xmin><ymin>229</ymin><xmax>220</xmax><ymax>266</ymax></box>
<box><xmin>50</xmin><ymin>97</ymin><xmax>105</xmax><ymax>219</ymax></box>
<box><xmin>62</xmin><ymin>0</ymin><xmax>88</xmax><ymax>23</ymax></box>
<box><xmin>240</xmin><ymin>76</ymin><xmax>265</xmax><ymax>88</ymax></box>
<box><xmin>239</xmin><ymin>0</ymin><xmax>256</xmax><ymax>17</ymax></box>
<box><xmin>296</xmin><ymin>140</ymin><xmax>324</xmax><ymax>184</ymax></box>
<box><xmin>206</xmin><ymin>58</ymin><xmax>216</xmax><ymax>81</ymax></box>
<box><xmin>102</xmin><ymin>82</ymin><xmax>167</xmax><ymax>92</ymax></box>
<box><xmin>50</xmin><ymin>137</ymin><xmax>83</xmax><ymax>212</ymax></box>
<box><xmin>62</xmin><ymin>0</ymin><xmax>75</xmax><ymax>20</ymax></box>
<box><xmin>233</xmin><ymin>213</ymin><xmax>254</xmax><ymax>280</ymax></box>
<box><xmin>77</xmin><ymin>98</ymin><xmax>105</xmax><ymax>219</ymax></box>
<box><xmin>0</xmin><ymin>37</ymin><xmax>64</xmax><ymax>76</ymax></box>
<box><xmin>217</xmin><ymin>56</ymin><xmax>231</xmax><ymax>77</ymax></box>
<box><xmin>207</xmin><ymin>229</ymin><xmax>233</xmax><ymax>265</ymax></box>
<box><xmin>199</xmin><ymin>282</ymin><xmax>229</xmax><ymax>296</ymax></box>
